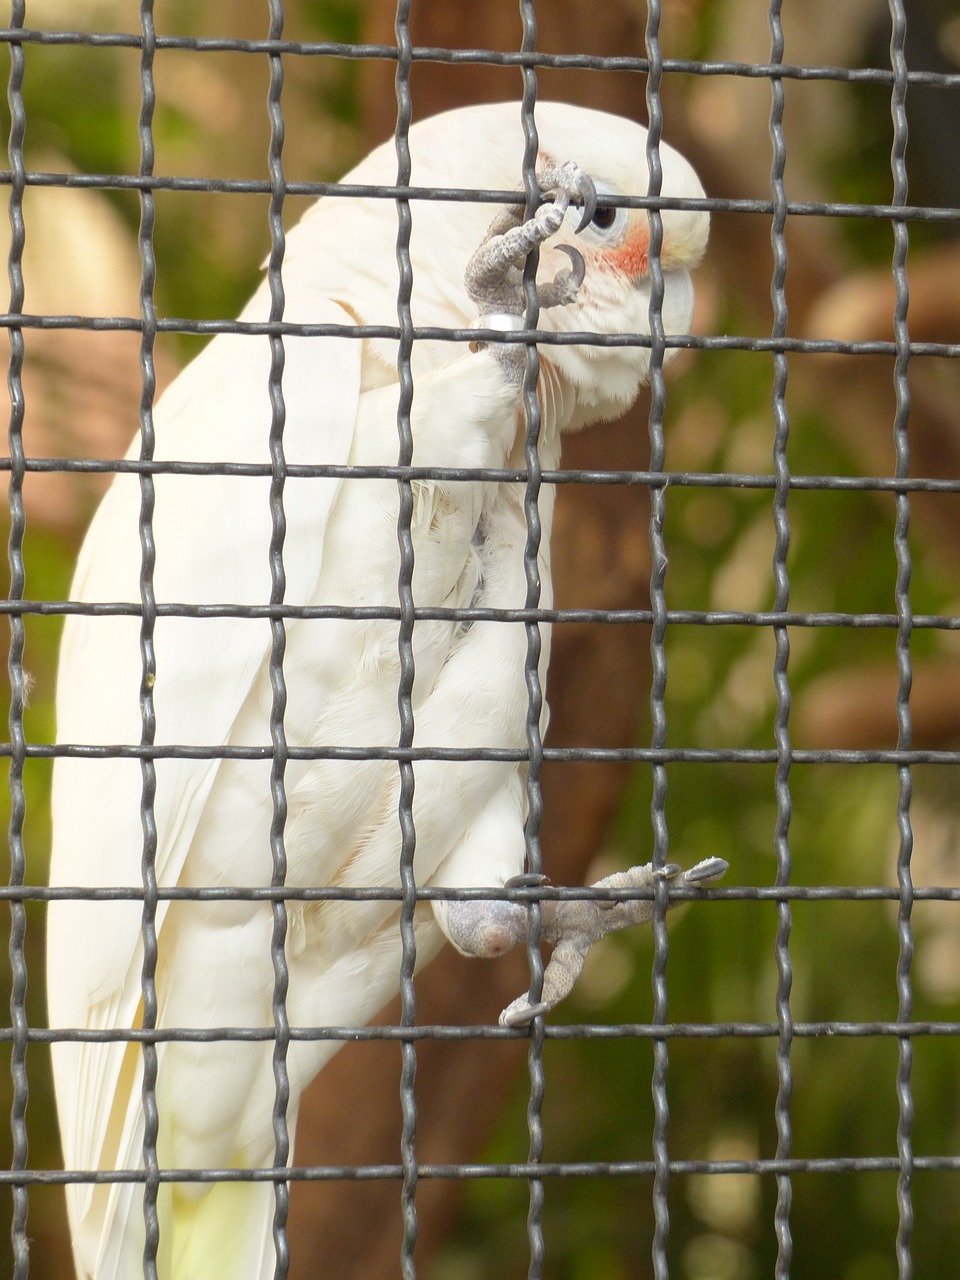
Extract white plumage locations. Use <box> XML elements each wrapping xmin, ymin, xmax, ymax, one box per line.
<box><xmin>47</xmin><ymin>101</ymin><xmax>709</xmax><ymax>1279</ymax></box>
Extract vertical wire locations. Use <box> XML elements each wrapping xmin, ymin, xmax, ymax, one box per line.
<box><xmin>518</xmin><ymin>3</ymin><xmax>546</xmax><ymax>1277</ymax></box>
<box><xmin>135</xmin><ymin>5</ymin><xmax>161</xmax><ymax>1276</ymax></box>
<box><xmin>265</xmin><ymin>2</ymin><xmax>291</xmax><ymax>1275</ymax></box>
<box><xmin>888</xmin><ymin>3</ymin><xmax>914</xmax><ymax>1277</ymax></box>
<box><xmin>5</xmin><ymin>4</ymin><xmax>29</xmax><ymax>1276</ymax></box>
<box><xmin>643</xmin><ymin>6</ymin><xmax>671</xmax><ymax>1278</ymax></box>
<box><xmin>767</xmin><ymin>3</ymin><xmax>795</xmax><ymax>1276</ymax></box>
<box><xmin>392</xmin><ymin>4</ymin><xmax>419</xmax><ymax>1277</ymax></box>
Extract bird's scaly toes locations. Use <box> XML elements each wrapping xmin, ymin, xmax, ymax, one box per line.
<box><xmin>464</xmin><ymin>160</ymin><xmax>596</xmax><ymax>378</ymax></box>
<box><xmin>536</xmin><ymin>160</ymin><xmax>598</xmax><ymax>233</ymax></box>
<box><xmin>498</xmin><ymin>855</ymin><xmax>728</xmax><ymax>1027</ymax></box>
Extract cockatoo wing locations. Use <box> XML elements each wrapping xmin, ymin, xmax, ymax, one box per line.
<box><xmin>47</xmin><ymin>291</ymin><xmax>363</xmax><ymax>1263</ymax></box>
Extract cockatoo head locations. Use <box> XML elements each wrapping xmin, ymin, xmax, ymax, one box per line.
<box><xmin>412</xmin><ymin>101</ymin><xmax>708</xmax><ymax>429</ymax></box>
<box><xmin>296</xmin><ymin>100</ymin><xmax>708</xmax><ymax>431</ymax></box>
<box><xmin>523</xmin><ymin>103</ymin><xmax>709</xmax><ymax>424</ymax></box>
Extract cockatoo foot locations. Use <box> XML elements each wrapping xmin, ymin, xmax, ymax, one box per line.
<box><xmin>464</xmin><ymin>160</ymin><xmax>597</xmax><ymax>380</ymax></box>
<box><xmin>499</xmin><ymin>856</ymin><xmax>728</xmax><ymax>1027</ymax></box>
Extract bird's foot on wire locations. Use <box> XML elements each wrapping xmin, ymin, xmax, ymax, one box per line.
<box><xmin>499</xmin><ymin>856</ymin><xmax>728</xmax><ymax>1027</ymax></box>
<box><xmin>464</xmin><ymin>161</ymin><xmax>597</xmax><ymax>380</ymax></box>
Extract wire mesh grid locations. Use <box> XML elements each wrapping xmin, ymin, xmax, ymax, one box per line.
<box><xmin>3</xmin><ymin>1</ymin><xmax>960</xmax><ymax>1278</ymax></box>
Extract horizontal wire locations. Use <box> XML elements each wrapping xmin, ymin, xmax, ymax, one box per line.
<box><xmin>6</xmin><ymin>884</ymin><xmax>960</xmax><ymax>904</ymax></box>
<box><xmin>0</xmin><ymin>169</ymin><xmax>957</xmax><ymax>228</ymax></box>
<box><xmin>20</xmin><ymin>1018</ymin><xmax>960</xmax><ymax>1047</ymax></box>
<box><xmin>7</xmin><ymin>458</ymin><xmax>960</xmax><ymax>494</ymax></box>
<box><xmin>0</xmin><ymin>28</ymin><xmax>957</xmax><ymax>90</ymax></box>
<box><xmin>0</xmin><ymin>311</ymin><xmax>956</xmax><ymax>358</ymax></box>
<box><xmin>4</xmin><ymin>600</ymin><xmax>960</xmax><ymax>630</ymax></box>
<box><xmin>6</xmin><ymin>744</ymin><xmax>960</xmax><ymax>765</ymax></box>
<box><xmin>3</xmin><ymin>1153</ymin><xmax>959</xmax><ymax>1190</ymax></box>
<box><xmin>1</xmin><ymin>318</ymin><xmax>957</xmax><ymax>363</ymax></box>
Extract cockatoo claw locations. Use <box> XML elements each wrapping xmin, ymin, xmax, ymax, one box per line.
<box><xmin>464</xmin><ymin>160</ymin><xmax>596</xmax><ymax>379</ymax></box>
<box><xmin>500</xmin><ymin>996</ymin><xmax>551</xmax><ymax>1028</ymax></box>
<box><xmin>539</xmin><ymin>162</ymin><xmax>598</xmax><ymax>232</ymax></box>
<box><xmin>669</xmin><ymin>855</ymin><xmax>729</xmax><ymax>886</ymax></box>
<box><xmin>653</xmin><ymin>862</ymin><xmax>682</xmax><ymax>881</ymax></box>
<box><xmin>498</xmin><ymin>855</ymin><xmax>728</xmax><ymax>1028</ymax></box>
<box><xmin>571</xmin><ymin>170</ymin><xmax>598</xmax><ymax>231</ymax></box>
<box><xmin>554</xmin><ymin>243</ymin><xmax>586</xmax><ymax>288</ymax></box>
<box><xmin>504</xmin><ymin>872</ymin><xmax>552</xmax><ymax>890</ymax></box>
<box><xmin>533</xmin><ymin>242</ymin><xmax>587</xmax><ymax>312</ymax></box>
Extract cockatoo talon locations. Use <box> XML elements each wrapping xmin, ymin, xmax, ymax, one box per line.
<box><xmin>504</xmin><ymin>872</ymin><xmax>551</xmax><ymax>890</ymax></box>
<box><xmin>536</xmin><ymin>243</ymin><xmax>586</xmax><ymax>311</ymax></box>
<box><xmin>537</xmin><ymin>161</ymin><xmax>598</xmax><ymax>232</ymax></box>
<box><xmin>554</xmin><ymin>243</ymin><xmax>586</xmax><ymax>288</ymax></box>
<box><xmin>672</xmin><ymin>856</ymin><xmax>729</xmax><ymax>887</ymax></box>
<box><xmin>464</xmin><ymin>158</ymin><xmax>595</xmax><ymax>360</ymax></box>
<box><xmin>576</xmin><ymin>185</ymin><xmax>597</xmax><ymax>233</ymax></box>
<box><xmin>498</xmin><ymin>856</ymin><xmax>727</xmax><ymax>1026</ymax></box>
<box><xmin>499</xmin><ymin>996</ymin><xmax>550</xmax><ymax>1028</ymax></box>
<box><xmin>654</xmin><ymin>862</ymin><xmax>682</xmax><ymax>880</ymax></box>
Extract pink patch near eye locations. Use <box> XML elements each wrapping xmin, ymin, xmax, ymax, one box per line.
<box><xmin>607</xmin><ymin>224</ymin><xmax>650</xmax><ymax>278</ymax></box>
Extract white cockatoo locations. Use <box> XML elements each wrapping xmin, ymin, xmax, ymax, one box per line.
<box><xmin>47</xmin><ymin>101</ymin><xmax>720</xmax><ymax>1280</ymax></box>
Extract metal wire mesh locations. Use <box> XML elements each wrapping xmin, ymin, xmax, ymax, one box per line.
<box><xmin>4</xmin><ymin>2</ymin><xmax>960</xmax><ymax>1279</ymax></box>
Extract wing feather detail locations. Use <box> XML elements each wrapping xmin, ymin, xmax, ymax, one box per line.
<box><xmin>47</xmin><ymin>294</ymin><xmax>362</xmax><ymax>1264</ymax></box>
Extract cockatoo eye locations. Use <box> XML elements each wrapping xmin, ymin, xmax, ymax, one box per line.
<box><xmin>571</xmin><ymin>193</ymin><xmax>628</xmax><ymax>242</ymax></box>
<box><xmin>590</xmin><ymin>205</ymin><xmax>618</xmax><ymax>230</ymax></box>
